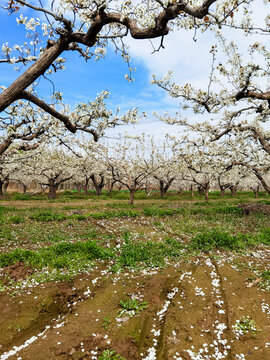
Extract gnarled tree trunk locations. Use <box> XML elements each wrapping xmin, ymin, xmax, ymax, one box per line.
<box><xmin>254</xmin><ymin>171</ymin><xmax>270</xmax><ymax>194</ymax></box>
<box><xmin>205</xmin><ymin>182</ymin><xmax>210</xmax><ymax>202</ymax></box>
<box><xmin>83</xmin><ymin>178</ymin><xmax>90</xmax><ymax>195</ymax></box>
<box><xmin>0</xmin><ymin>180</ymin><xmax>3</xmax><ymax>196</ymax></box>
<box><xmin>129</xmin><ymin>189</ymin><xmax>136</xmax><ymax>205</ymax></box>
<box><xmin>230</xmin><ymin>185</ymin><xmax>237</xmax><ymax>197</ymax></box>
<box><xmin>90</xmin><ymin>174</ymin><xmax>105</xmax><ymax>196</ymax></box>
<box><xmin>48</xmin><ymin>179</ymin><xmax>58</xmax><ymax>199</ymax></box>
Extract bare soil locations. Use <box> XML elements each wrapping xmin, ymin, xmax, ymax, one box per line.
<box><xmin>1</xmin><ymin>251</ymin><xmax>270</xmax><ymax>360</ymax></box>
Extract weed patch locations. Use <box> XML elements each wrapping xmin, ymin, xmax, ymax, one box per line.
<box><xmin>30</xmin><ymin>210</ymin><xmax>67</xmax><ymax>222</ymax></box>
<box><xmin>117</xmin><ymin>297</ymin><xmax>148</xmax><ymax>318</ymax></box>
<box><xmin>260</xmin><ymin>270</ymin><xmax>270</xmax><ymax>289</ymax></box>
<box><xmin>143</xmin><ymin>206</ymin><xmax>182</xmax><ymax>217</ymax></box>
<box><xmin>233</xmin><ymin>316</ymin><xmax>260</xmax><ymax>336</ymax></box>
<box><xmin>255</xmin><ymin>228</ymin><xmax>270</xmax><ymax>245</ymax></box>
<box><xmin>89</xmin><ymin>210</ymin><xmax>139</xmax><ymax>220</ymax></box>
<box><xmin>114</xmin><ymin>235</ymin><xmax>185</xmax><ymax>270</ymax></box>
<box><xmin>99</xmin><ymin>350</ymin><xmax>126</xmax><ymax>360</ymax></box>
<box><xmin>0</xmin><ymin>240</ymin><xmax>114</xmax><ymax>269</ymax></box>
<box><xmin>9</xmin><ymin>215</ymin><xmax>25</xmax><ymax>224</ymax></box>
<box><xmin>191</xmin><ymin>204</ymin><xmax>242</xmax><ymax>215</ymax></box>
<box><xmin>190</xmin><ymin>230</ymin><xmax>256</xmax><ymax>252</ymax></box>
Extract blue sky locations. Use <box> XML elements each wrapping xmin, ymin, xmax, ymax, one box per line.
<box><xmin>0</xmin><ymin>5</ymin><xmax>183</xmax><ymax>141</ymax></box>
<box><xmin>0</xmin><ymin>9</ymin><xmax>158</xmax><ymax>108</ymax></box>
<box><xmin>0</xmin><ymin>1</ymin><xmax>267</xmax><ymax>141</ymax></box>
<box><xmin>0</xmin><ymin>5</ymin><xmax>172</xmax><ymax>101</ymax></box>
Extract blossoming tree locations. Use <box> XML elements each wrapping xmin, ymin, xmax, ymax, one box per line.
<box><xmin>105</xmin><ymin>136</ymin><xmax>158</xmax><ymax>204</ymax></box>
<box><xmin>23</xmin><ymin>148</ymin><xmax>78</xmax><ymax>198</ymax></box>
<box><xmin>0</xmin><ymin>0</ymin><xmax>261</xmax><ymax>131</ymax></box>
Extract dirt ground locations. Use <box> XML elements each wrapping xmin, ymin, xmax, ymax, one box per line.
<box><xmin>1</xmin><ymin>197</ymin><xmax>270</xmax><ymax>360</ymax></box>
<box><xmin>1</xmin><ymin>251</ymin><xmax>270</xmax><ymax>360</ymax></box>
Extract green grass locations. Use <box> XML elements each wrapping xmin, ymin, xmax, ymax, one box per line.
<box><xmin>9</xmin><ymin>215</ymin><xmax>25</xmax><ymax>224</ymax></box>
<box><xmin>99</xmin><ymin>350</ymin><xmax>126</xmax><ymax>360</ymax></box>
<box><xmin>0</xmin><ymin>191</ymin><xmax>269</xmax><ymax>289</ymax></box>
<box><xmin>255</xmin><ymin>228</ymin><xmax>270</xmax><ymax>245</ymax></box>
<box><xmin>259</xmin><ymin>200</ymin><xmax>270</xmax><ymax>205</ymax></box>
<box><xmin>191</xmin><ymin>203</ymin><xmax>243</xmax><ymax>215</ymax></box>
<box><xmin>114</xmin><ymin>234</ymin><xmax>185</xmax><ymax>270</ymax></box>
<box><xmin>117</xmin><ymin>297</ymin><xmax>148</xmax><ymax>318</ymax></box>
<box><xmin>190</xmin><ymin>228</ymin><xmax>270</xmax><ymax>252</ymax></box>
<box><xmin>0</xmin><ymin>240</ymin><xmax>114</xmax><ymax>268</ymax></box>
<box><xmin>143</xmin><ymin>206</ymin><xmax>183</xmax><ymax>217</ymax></box>
<box><xmin>260</xmin><ymin>270</ymin><xmax>270</xmax><ymax>289</ymax></box>
<box><xmin>29</xmin><ymin>210</ymin><xmax>67</xmax><ymax>222</ymax></box>
<box><xmin>89</xmin><ymin>209</ymin><xmax>140</xmax><ymax>220</ymax></box>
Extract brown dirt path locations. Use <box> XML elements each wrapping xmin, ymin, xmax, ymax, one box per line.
<box><xmin>1</xmin><ymin>254</ymin><xmax>269</xmax><ymax>360</ymax></box>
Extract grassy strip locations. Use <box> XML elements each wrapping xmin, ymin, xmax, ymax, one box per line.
<box><xmin>190</xmin><ymin>228</ymin><xmax>270</xmax><ymax>252</ymax></box>
<box><xmin>0</xmin><ymin>240</ymin><xmax>114</xmax><ymax>268</ymax></box>
<box><xmin>28</xmin><ymin>207</ymin><xmax>182</xmax><ymax>222</ymax></box>
<box><xmin>89</xmin><ymin>209</ymin><xmax>140</xmax><ymax>220</ymax></box>
<box><xmin>0</xmin><ymin>235</ymin><xmax>185</xmax><ymax>273</ymax></box>
<box><xmin>2</xmin><ymin>201</ymin><xmax>267</xmax><ymax>224</ymax></box>
<box><xmin>113</xmin><ymin>236</ymin><xmax>185</xmax><ymax>271</ymax></box>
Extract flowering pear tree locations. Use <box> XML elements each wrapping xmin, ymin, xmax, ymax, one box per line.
<box><xmin>151</xmin><ymin>139</ymin><xmax>180</xmax><ymax>197</ymax></box>
<box><xmin>106</xmin><ymin>136</ymin><xmax>158</xmax><ymax>204</ymax></box>
<box><xmin>77</xmin><ymin>155</ymin><xmax>108</xmax><ymax>195</ymax></box>
<box><xmin>153</xmin><ymin>33</ymin><xmax>270</xmax><ymax>154</ymax></box>
<box><xmin>0</xmin><ymin>154</ymin><xmax>18</xmax><ymax>195</ymax></box>
<box><xmin>0</xmin><ymin>168</ymin><xmax>10</xmax><ymax>195</ymax></box>
<box><xmin>0</xmin><ymin>88</ymin><xmax>139</xmax><ymax>163</ymax></box>
<box><xmin>0</xmin><ymin>100</ymin><xmax>51</xmax><ymax>156</ymax></box>
<box><xmin>179</xmin><ymin>153</ymin><xmax>213</xmax><ymax>201</ymax></box>
<box><xmin>172</xmin><ymin>134</ymin><xmax>247</xmax><ymax>200</ymax></box>
<box><xmin>24</xmin><ymin>148</ymin><xmax>77</xmax><ymax>198</ymax></box>
<box><xmin>153</xmin><ymin>28</ymin><xmax>270</xmax><ymax>196</ymax></box>
<box><xmin>230</xmin><ymin>159</ymin><xmax>270</xmax><ymax>194</ymax></box>
<box><xmin>241</xmin><ymin>173</ymin><xmax>264</xmax><ymax>198</ymax></box>
<box><xmin>73</xmin><ymin>139</ymin><xmax>110</xmax><ymax>195</ymax></box>
<box><xmin>216</xmin><ymin>166</ymin><xmax>245</xmax><ymax>197</ymax></box>
<box><xmin>7</xmin><ymin>151</ymin><xmax>42</xmax><ymax>193</ymax></box>
<box><xmin>0</xmin><ymin>0</ymin><xmax>260</xmax><ymax>129</ymax></box>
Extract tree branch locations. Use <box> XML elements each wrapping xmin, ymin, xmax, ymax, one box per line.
<box><xmin>15</xmin><ymin>0</ymin><xmax>72</xmax><ymax>31</ymax></box>
<box><xmin>19</xmin><ymin>91</ymin><xmax>77</xmax><ymax>133</ymax></box>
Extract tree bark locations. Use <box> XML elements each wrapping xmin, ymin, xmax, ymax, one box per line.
<box><xmin>95</xmin><ymin>186</ymin><xmax>102</xmax><ymax>196</ymax></box>
<box><xmin>22</xmin><ymin>184</ymin><xmax>27</xmax><ymax>193</ymax></box>
<box><xmin>0</xmin><ymin>38</ymin><xmax>69</xmax><ymax>113</ymax></box>
<box><xmin>220</xmin><ymin>188</ymin><xmax>225</xmax><ymax>197</ymax></box>
<box><xmin>48</xmin><ymin>180</ymin><xmax>58</xmax><ymax>199</ymax></box>
<box><xmin>3</xmin><ymin>179</ymin><xmax>9</xmax><ymax>194</ymax></box>
<box><xmin>230</xmin><ymin>185</ymin><xmax>237</xmax><ymax>196</ymax></box>
<box><xmin>159</xmin><ymin>180</ymin><xmax>166</xmax><ymax>197</ymax></box>
<box><xmin>205</xmin><ymin>183</ymin><xmax>210</xmax><ymax>202</ymax></box>
<box><xmin>160</xmin><ymin>187</ymin><xmax>166</xmax><ymax>197</ymax></box>
<box><xmin>0</xmin><ymin>180</ymin><xmax>3</xmax><ymax>196</ymax></box>
<box><xmin>107</xmin><ymin>180</ymin><xmax>116</xmax><ymax>195</ymax></box>
<box><xmin>83</xmin><ymin>178</ymin><xmax>90</xmax><ymax>195</ymax></box>
<box><xmin>198</xmin><ymin>185</ymin><xmax>204</xmax><ymax>196</ymax></box>
<box><xmin>254</xmin><ymin>171</ymin><xmax>270</xmax><ymax>194</ymax></box>
<box><xmin>253</xmin><ymin>187</ymin><xmax>259</xmax><ymax>198</ymax></box>
<box><xmin>129</xmin><ymin>189</ymin><xmax>136</xmax><ymax>205</ymax></box>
